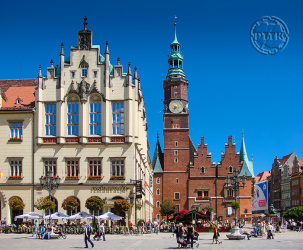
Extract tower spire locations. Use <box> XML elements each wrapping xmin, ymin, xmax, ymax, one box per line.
<box><xmin>167</xmin><ymin>23</ymin><xmax>184</xmax><ymax>77</ymax></box>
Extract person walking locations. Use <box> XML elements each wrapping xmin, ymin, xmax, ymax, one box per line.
<box><xmin>173</xmin><ymin>223</ymin><xmax>185</xmax><ymax>249</ymax></box>
<box><xmin>100</xmin><ymin>223</ymin><xmax>106</xmax><ymax>241</ymax></box>
<box><xmin>212</xmin><ymin>224</ymin><xmax>222</xmax><ymax>244</ymax></box>
<box><xmin>84</xmin><ymin>222</ymin><xmax>94</xmax><ymax>248</ymax></box>
<box><xmin>32</xmin><ymin>220</ymin><xmax>39</xmax><ymax>238</ymax></box>
<box><xmin>186</xmin><ymin>222</ymin><xmax>195</xmax><ymax>249</ymax></box>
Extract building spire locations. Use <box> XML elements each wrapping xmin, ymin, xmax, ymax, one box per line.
<box><xmin>240</xmin><ymin>130</ymin><xmax>248</xmax><ymax>162</ymax></box>
<box><xmin>60</xmin><ymin>43</ymin><xmax>64</xmax><ymax>56</ymax></box>
<box><xmin>167</xmin><ymin>23</ymin><xmax>184</xmax><ymax>77</ymax></box>
<box><xmin>127</xmin><ymin>62</ymin><xmax>132</xmax><ymax>76</ymax></box>
<box><xmin>105</xmin><ymin>41</ymin><xmax>109</xmax><ymax>54</ymax></box>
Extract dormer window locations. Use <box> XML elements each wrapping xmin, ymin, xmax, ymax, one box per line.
<box><xmin>16</xmin><ymin>99</ymin><xmax>21</xmax><ymax>105</ymax></box>
<box><xmin>82</xmin><ymin>65</ymin><xmax>88</xmax><ymax>77</ymax></box>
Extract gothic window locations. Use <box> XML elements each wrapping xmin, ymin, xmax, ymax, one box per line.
<box><xmin>88</xmin><ymin>158</ymin><xmax>102</xmax><ymax>177</ymax></box>
<box><xmin>67</xmin><ymin>101</ymin><xmax>79</xmax><ymax>135</ymax></box>
<box><xmin>174</xmin><ymin>150</ymin><xmax>178</xmax><ymax>155</ymax></box>
<box><xmin>111</xmin><ymin>158</ymin><xmax>125</xmax><ymax>177</ymax></box>
<box><xmin>44</xmin><ymin>159</ymin><xmax>57</xmax><ymax>177</ymax></box>
<box><xmin>66</xmin><ymin>159</ymin><xmax>79</xmax><ymax>178</ymax></box>
<box><xmin>175</xmin><ymin>141</ymin><xmax>178</xmax><ymax>147</ymax></box>
<box><xmin>156</xmin><ymin>177</ymin><xmax>160</xmax><ymax>184</ymax></box>
<box><xmin>174</xmin><ymin>158</ymin><xmax>178</xmax><ymax>163</ymax></box>
<box><xmin>229</xmin><ymin>166</ymin><xmax>233</xmax><ymax>173</ymax></box>
<box><xmin>156</xmin><ymin>201</ymin><xmax>160</xmax><ymax>207</ymax></box>
<box><xmin>112</xmin><ymin>102</ymin><xmax>124</xmax><ymax>135</ymax></box>
<box><xmin>9</xmin><ymin>159</ymin><xmax>22</xmax><ymax>178</ymax></box>
<box><xmin>89</xmin><ymin>96</ymin><xmax>101</xmax><ymax>135</ymax></box>
<box><xmin>82</xmin><ymin>65</ymin><xmax>88</xmax><ymax>77</ymax></box>
<box><xmin>9</xmin><ymin>122</ymin><xmax>23</xmax><ymax>140</ymax></box>
<box><xmin>156</xmin><ymin>189</ymin><xmax>160</xmax><ymax>195</ymax></box>
<box><xmin>45</xmin><ymin>103</ymin><xmax>56</xmax><ymax>136</ymax></box>
<box><xmin>201</xmin><ymin>167</ymin><xmax>205</xmax><ymax>174</ymax></box>
<box><xmin>176</xmin><ymin>178</ymin><xmax>179</xmax><ymax>184</ymax></box>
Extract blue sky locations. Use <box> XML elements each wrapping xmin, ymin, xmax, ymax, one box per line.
<box><xmin>0</xmin><ymin>0</ymin><xmax>302</xmax><ymax>175</ymax></box>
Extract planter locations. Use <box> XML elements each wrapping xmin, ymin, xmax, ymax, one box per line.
<box><xmin>110</xmin><ymin>177</ymin><xmax>125</xmax><ymax>180</ymax></box>
<box><xmin>88</xmin><ymin>177</ymin><xmax>102</xmax><ymax>180</ymax></box>
<box><xmin>65</xmin><ymin>177</ymin><xmax>79</xmax><ymax>180</ymax></box>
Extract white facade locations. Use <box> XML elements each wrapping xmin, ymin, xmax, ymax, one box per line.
<box><xmin>0</xmin><ymin>19</ymin><xmax>153</xmax><ymax>224</ymax></box>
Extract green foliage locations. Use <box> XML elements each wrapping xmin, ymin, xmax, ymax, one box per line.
<box><xmin>283</xmin><ymin>206</ymin><xmax>303</xmax><ymax>220</ymax></box>
<box><xmin>44</xmin><ymin>200</ymin><xmax>56</xmax><ymax>210</ymax></box>
<box><xmin>85</xmin><ymin>196</ymin><xmax>104</xmax><ymax>212</ymax></box>
<box><xmin>208</xmin><ymin>207</ymin><xmax>214</xmax><ymax>213</ymax></box>
<box><xmin>231</xmin><ymin>202</ymin><xmax>240</xmax><ymax>211</ymax></box>
<box><xmin>34</xmin><ymin>197</ymin><xmax>47</xmax><ymax>210</ymax></box>
<box><xmin>9</xmin><ymin>197</ymin><xmax>25</xmax><ymax>211</ymax></box>
<box><xmin>159</xmin><ymin>199</ymin><xmax>177</xmax><ymax>218</ymax></box>
<box><xmin>61</xmin><ymin>196</ymin><xmax>79</xmax><ymax>211</ymax></box>
<box><xmin>113</xmin><ymin>200</ymin><xmax>130</xmax><ymax>215</ymax></box>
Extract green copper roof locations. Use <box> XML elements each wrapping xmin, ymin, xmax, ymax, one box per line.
<box><xmin>239</xmin><ymin>133</ymin><xmax>255</xmax><ymax>177</ymax></box>
<box><xmin>171</xmin><ymin>23</ymin><xmax>180</xmax><ymax>45</ymax></box>
<box><xmin>152</xmin><ymin>133</ymin><xmax>164</xmax><ymax>173</ymax></box>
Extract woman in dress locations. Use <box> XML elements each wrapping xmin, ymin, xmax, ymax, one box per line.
<box><xmin>173</xmin><ymin>222</ymin><xmax>185</xmax><ymax>249</ymax></box>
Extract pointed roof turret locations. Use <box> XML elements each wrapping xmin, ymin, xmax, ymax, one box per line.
<box><xmin>105</xmin><ymin>41</ymin><xmax>109</xmax><ymax>54</ymax></box>
<box><xmin>127</xmin><ymin>62</ymin><xmax>132</xmax><ymax>76</ymax></box>
<box><xmin>152</xmin><ymin>131</ymin><xmax>164</xmax><ymax>173</ymax></box>
<box><xmin>60</xmin><ymin>43</ymin><xmax>64</xmax><ymax>56</ymax></box>
<box><xmin>239</xmin><ymin>131</ymin><xmax>255</xmax><ymax>177</ymax></box>
<box><xmin>167</xmin><ymin>23</ymin><xmax>184</xmax><ymax>77</ymax></box>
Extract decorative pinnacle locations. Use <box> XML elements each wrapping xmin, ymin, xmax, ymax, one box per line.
<box><xmin>105</xmin><ymin>41</ymin><xmax>109</xmax><ymax>54</ymax></box>
<box><xmin>38</xmin><ymin>65</ymin><xmax>42</xmax><ymax>78</ymax></box>
<box><xmin>60</xmin><ymin>43</ymin><xmax>64</xmax><ymax>56</ymax></box>
<box><xmin>127</xmin><ymin>62</ymin><xmax>132</xmax><ymax>76</ymax></box>
<box><xmin>83</xmin><ymin>16</ymin><xmax>88</xmax><ymax>30</ymax></box>
<box><xmin>50</xmin><ymin>59</ymin><xmax>54</xmax><ymax>67</ymax></box>
<box><xmin>134</xmin><ymin>66</ymin><xmax>138</xmax><ymax>79</ymax></box>
<box><xmin>117</xmin><ymin>58</ymin><xmax>120</xmax><ymax>65</ymax></box>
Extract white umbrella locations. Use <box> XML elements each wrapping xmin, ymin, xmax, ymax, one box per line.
<box><xmin>15</xmin><ymin>212</ymin><xmax>43</xmax><ymax>220</ymax></box>
<box><xmin>43</xmin><ymin>212</ymin><xmax>69</xmax><ymax>220</ymax></box>
<box><xmin>67</xmin><ymin>211</ymin><xmax>92</xmax><ymax>220</ymax></box>
<box><xmin>97</xmin><ymin>212</ymin><xmax>123</xmax><ymax>221</ymax></box>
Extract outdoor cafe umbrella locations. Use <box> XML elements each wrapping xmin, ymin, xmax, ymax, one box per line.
<box><xmin>97</xmin><ymin>212</ymin><xmax>122</xmax><ymax>221</ymax></box>
<box><xmin>15</xmin><ymin>212</ymin><xmax>43</xmax><ymax>220</ymax></box>
<box><xmin>66</xmin><ymin>211</ymin><xmax>92</xmax><ymax>220</ymax></box>
<box><xmin>43</xmin><ymin>212</ymin><xmax>69</xmax><ymax>220</ymax></box>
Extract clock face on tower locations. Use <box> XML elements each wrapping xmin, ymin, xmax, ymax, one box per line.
<box><xmin>169</xmin><ymin>100</ymin><xmax>183</xmax><ymax>113</ymax></box>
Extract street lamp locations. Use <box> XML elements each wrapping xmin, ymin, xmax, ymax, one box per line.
<box><xmin>225</xmin><ymin>169</ymin><xmax>246</xmax><ymax>240</ymax></box>
<box><xmin>39</xmin><ymin>171</ymin><xmax>60</xmax><ymax>227</ymax></box>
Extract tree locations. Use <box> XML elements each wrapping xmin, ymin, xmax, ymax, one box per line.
<box><xmin>284</xmin><ymin>206</ymin><xmax>303</xmax><ymax>220</ymax></box>
<box><xmin>34</xmin><ymin>197</ymin><xmax>47</xmax><ymax>210</ymax></box>
<box><xmin>85</xmin><ymin>196</ymin><xmax>104</xmax><ymax>228</ymax></box>
<box><xmin>9</xmin><ymin>197</ymin><xmax>25</xmax><ymax>211</ymax></box>
<box><xmin>44</xmin><ymin>200</ymin><xmax>56</xmax><ymax>210</ymax></box>
<box><xmin>61</xmin><ymin>196</ymin><xmax>79</xmax><ymax>213</ymax></box>
<box><xmin>231</xmin><ymin>202</ymin><xmax>240</xmax><ymax>211</ymax></box>
<box><xmin>159</xmin><ymin>198</ymin><xmax>176</xmax><ymax>221</ymax></box>
<box><xmin>113</xmin><ymin>200</ymin><xmax>130</xmax><ymax>216</ymax></box>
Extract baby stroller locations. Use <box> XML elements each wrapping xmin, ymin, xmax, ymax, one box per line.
<box><xmin>250</xmin><ymin>227</ymin><xmax>259</xmax><ymax>237</ymax></box>
<box><xmin>184</xmin><ymin>232</ymin><xmax>199</xmax><ymax>248</ymax></box>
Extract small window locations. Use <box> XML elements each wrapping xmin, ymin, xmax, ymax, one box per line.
<box><xmin>176</xmin><ymin>204</ymin><xmax>180</xmax><ymax>212</ymax></box>
<box><xmin>229</xmin><ymin>166</ymin><xmax>233</xmax><ymax>173</ymax></box>
<box><xmin>9</xmin><ymin>122</ymin><xmax>23</xmax><ymax>140</ymax></box>
<box><xmin>156</xmin><ymin>214</ymin><xmax>160</xmax><ymax>220</ymax></box>
<box><xmin>174</xmin><ymin>150</ymin><xmax>178</xmax><ymax>155</ymax></box>
<box><xmin>156</xmin><ymin>201</ymin><xmax>160</xmax><ymax>207</ymax></box>
<box><xmin>174</xmin><ymin>158</ymin><xmax>178</xmax><ymax>163</ymax></box>
<box><xmin>176</xmin><ymin>178</ymin><xmax>179</xmax><ymax>184</ymax></box>
<box><xmin>156</xmin><ymin>189</ymin><xmax>160</xmax><ymax>195</ymax></box>
<box><xmin>94</xmin><ymin>71</ymin><xmax>97</xmax><ymax>77</ymax></box>
<box><xmin>156</xmin><ymin>177</ymin><xmax>160</xmax><ymax>184</ymax></box>
<box><xmin>174</xmin><ymin>192</ymin><xmax>180</xmax><ymax>200</ymax></box>
<box><xmin>82</xmin><ymin>65</ymin><xmax>88</xmax><ymax>77</ymax></box>
<box><xmin>16</xmin><ymin>99</ymin><xmax>21</xmax><ymax>104</ymax></box>
<box><xmin>174</xmin><ymin>92</ymin><xmax>178</xmax><ymax>98</ymax></box>
<box><xmin>201</xmin><ymin>167</ymin><xmax>205</xmax><ymax>174</ymax></box>
<box><xmin>175</xmin><ymin>141</ymin><xmax>178</xmax><ymax>147</ymax></box>
<box><xmin>71</xmin><ymin>71</ymin><xmax>75</xmax><ymax>78</ymax></box>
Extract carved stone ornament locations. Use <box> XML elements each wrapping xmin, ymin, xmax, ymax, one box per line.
<box><xmin>78</xmin><ymin>32</ymin><xmax>91</xmax><ymax>50</ymax></box>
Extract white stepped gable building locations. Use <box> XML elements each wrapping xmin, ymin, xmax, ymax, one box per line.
<box><xmin>0</xmin><ymin>17</ymin><xmax>153</xmax><ymax>224</ymax></box>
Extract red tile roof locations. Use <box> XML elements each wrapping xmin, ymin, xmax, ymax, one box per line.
<box><xmin>0</xmin><ymin>79</ymin><xmax>37</xmax><ymax>110</ymax></box>
<box><xmin>298</xmin><ymin>158</ymin><xmax>303</xmax><ymax>166</ymax></box>
<box><xmin>0</xmin><ymin>79</ymin><xmax>38</xmax><ymax>94</ymax></box>
<box><xmin>255</xmin><ymin>171</ymin><xmax>271</xmax><ymax>183</ymax></box>
<box><xmin>278</xmin><ymin>153</ymin><xmax>293</xmax><ymax>166</ymax></box>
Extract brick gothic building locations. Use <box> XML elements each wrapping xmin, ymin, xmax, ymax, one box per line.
<box><xmin>152</xmin><ymin>24</ymin><xmax>255</xmax><ymax>222</ymax></box>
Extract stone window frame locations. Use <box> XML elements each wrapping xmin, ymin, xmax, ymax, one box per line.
<box><xmin>45</xmin><ymin>103</ymin><xmax>57</xmax><ymax>136</ymax></box>
<box><xmin>200</xmin><ymin>166</ymin><xmax>205</xmax><ymax>174</ymax></box>
<box><xmin>88</xmin><ymin>158</ymin><xmax>102</xmax><ymax>177</ymax></box>
<box><xmin>156</xmin><ymin>188</ymin><xmax>160</xmax><ymax>195</ymax></box>
<box><xmin>43</xmin><ymin>158</ymin><xmax>57</xmax><ymax>177</ymax></box>
<box><xmin>65</xmin><ymin>158</ymin><xmax>80</xmax><ymax>178</ymax></box>
<box><xmin>174</xmin><ymin>192</ymin><xmax>180</xmax><ymax>200</ymax></box>
<box><xmin>156</xmin><ymin>177</ymin><xmax>160</xmax><ymax>184</ymax></box>
<box><xmin>156</xmin><ymin>201</ymin><xmax>160</xmax><ymax>207</ymax></box>
<box><xmin>112</xmin><ymin>102</ymin><xmax>124</xmax><ymax>135</ymax></box>
<box><xmin>89</xmin><ymin>95</ymin><xmax>102</xmax><ymax>135</ymax></box>
<box><xmin>8</xmin><ymin>120</ymin><xmax>23</xmax><ymax>140</ymax></box>
<box><xmin>8</xmin><ymin>157</ymin><xmax>23</xmax><ymax>178</ymax></box>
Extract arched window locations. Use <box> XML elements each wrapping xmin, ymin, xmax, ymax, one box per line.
<box><xmin>67</xmin><ymin>96</ymin><xmax>79</xmax><ymax>135</ymax></box>
<box><xmin>156</xmin><ymin>177</ymin><xmax>160</xmax><ymax>184</ymax></box>
<box><xmin>229</xmin><ymin>166</ymin><xmax>233</xmax><ymax>173</ymax></box>
<box><xmin>156</xmin><ymin>214</ymin><xmax>160</xmax><ymax>221</ymax></box>
<box><xmin>156</xmin><ymin>189</ymin><xmax>160</xmax><ymax>195</ymax></box>
<box><xmin>156</xmin><ymin>201</ymin><xmax>160</xmax><ymax>207</ymax></box>
<box><xmin>89</xmin><ymin>95</ymin><xmax>102</xmax><ymax>135</ymax></box>
<box><xmin>201</xmin><ymin>167</ymin><xmax>205</xmax><ymax>174</ymax></box>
